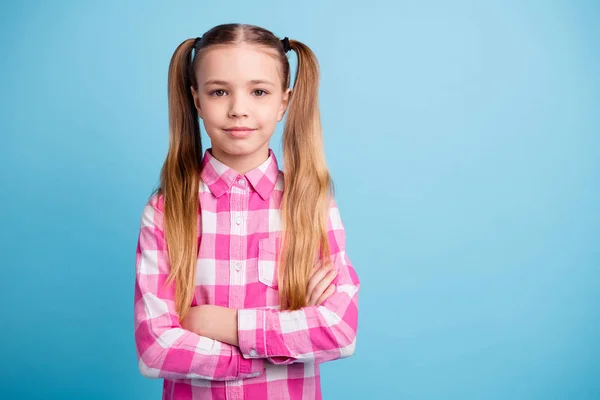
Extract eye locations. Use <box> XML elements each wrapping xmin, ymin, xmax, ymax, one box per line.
<box><xmin>253</xmin><ymin>89</ymin><xmax>268</xmax><ymax>97</ymax></box>
<box><xmin>210</xmin><ymin>89</ymin><xmax>227</xmax><ymax>97</ymax></box>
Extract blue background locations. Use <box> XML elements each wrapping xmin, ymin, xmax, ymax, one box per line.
<box><xmin>1</xmin><ymin>0</ymin><xmax>599</xmax><ymax>399</ymax></box>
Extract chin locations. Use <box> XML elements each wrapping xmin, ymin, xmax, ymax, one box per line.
<box><xmin>219</xmin><ymin>142</ymin><xmax>263</xmax><ymax>155</ymax></box>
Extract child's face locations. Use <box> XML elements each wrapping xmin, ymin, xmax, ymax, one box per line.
<box><xmin>191</xmin><ymin>43</ymin><xmax>291</xmax><ymax>171</ymax></box>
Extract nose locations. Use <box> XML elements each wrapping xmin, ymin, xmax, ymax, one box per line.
<box><xmin>228</xmin><ymin>94</ymin><xmax>249</xmax><ymax>118</ymax></box>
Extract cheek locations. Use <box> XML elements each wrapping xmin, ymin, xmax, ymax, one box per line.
<box><xmin>201</xmin><ymin>102</ymin><xmax>216</xmax><ymax>118</ymax></box>
<box><xmin>259</xmin><ymin>101</ymin><xmax>283</xmax><ymax>123</ymax></box>
<box><xmin>200</xmin><ymin>99</ymin><xmax>225</xmax><ymax>118</ymax></box>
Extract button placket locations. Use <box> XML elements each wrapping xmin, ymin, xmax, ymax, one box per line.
<box><xmin>229</xmin><ymin>179</ymin><xmax>247</xmax><ymax>307</ymax></box>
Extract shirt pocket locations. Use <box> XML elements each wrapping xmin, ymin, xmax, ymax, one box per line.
<box><xmin>257</xmin><ymin>235</ymin><xmax>280</xmax><ymax>289</ymax></box>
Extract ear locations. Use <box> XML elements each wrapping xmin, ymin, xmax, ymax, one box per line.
<box><xmin>277</xmin><ymin>88</ymin><xmax>292</xmax><ymax>122</ymax></box>
<box><xmin>190</xmin><ymin>85</ymin><xmax>203</xmax><ymax>119</ymax></box>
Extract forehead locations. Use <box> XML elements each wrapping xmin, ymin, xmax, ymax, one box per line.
<box><xmin>196</xmin><ymin>44</ymin><xmax>281</xmax><ymax>84</ymax></box>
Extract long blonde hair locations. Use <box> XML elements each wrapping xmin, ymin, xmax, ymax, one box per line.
<box><xmin>151</xmin><ymin>23</ymin><xmax>333</xmax><ymax>321</ymax></box>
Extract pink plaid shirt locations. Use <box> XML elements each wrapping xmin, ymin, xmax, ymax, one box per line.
<box><xmin>133</xmin><ymin>148</ymin><xmax>360</xmax><ymax>400</ymax></box>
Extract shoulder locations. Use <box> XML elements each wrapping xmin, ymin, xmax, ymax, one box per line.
<box><xmin>140</xmin><ymin>191</ymin><xmax>166</xmax><ymax>230</ymax></box>
<box><xmin>148</xmin><ymin>191</ymin><xmax>165</xmax><ymax>211</ymax></box>
<box><xmin>327</xmin><ymin>196</ymin><xmax>344</xmax><ymax>231</ymax></box>
<box><xmin>275</xmin><ymin>170</ymin><xmax>285</xmax><ymax>192</ymax></box>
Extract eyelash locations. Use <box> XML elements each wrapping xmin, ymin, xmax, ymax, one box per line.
<box><xmin>209</xmin><ymin>89</ymin><xmax>269</xmax><ymax>97</ymax></box>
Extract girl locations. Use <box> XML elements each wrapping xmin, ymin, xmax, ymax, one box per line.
<box><xmin>133</xmin><ymin>23</ymin><xmax>360</xmax><ymax>400</ymax></box>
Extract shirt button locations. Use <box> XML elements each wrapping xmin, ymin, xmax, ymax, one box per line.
<box><xmin>249</xmin><ymin>349</ymin><xmax>257</xmax><ymax>357</ymax></box>
<box><xmin>238</xmin><ymin>178</ymin><xmax>245</xmax><ymax>186</ymax></box>
<box><xmin>235</xmin><ymin>215</ymin><xmax>242</xmax><ymax>225</ymax></box>
<box><xmin>235</xmin><ymin>262</ymin><xmax>241</xmax><ymax>271</ymax></box>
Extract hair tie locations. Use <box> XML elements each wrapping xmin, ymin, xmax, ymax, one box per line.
<box><xmin>281</xmin><ymin>37</ymin><xmax>292</xmax><ymax>53</ymax></box>
<box><xmin>194</xmin><ymin>36</ymin><xmax>202</xmax><ymax>49</ymax></box>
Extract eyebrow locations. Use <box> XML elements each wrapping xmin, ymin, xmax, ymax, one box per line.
<box><xmin>203</xmin><ymin>79</ymin><xmax>276</xmax><ymax>87</ymax></box>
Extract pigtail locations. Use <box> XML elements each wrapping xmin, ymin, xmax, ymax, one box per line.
<box><xmin>154</xmin><ymin>38</ymin><xmax>203</xmax><ymax>322</ymax></box>
<box><xmin>279</xmin><ymin>40</ymin><xmax>334</xmax><ymax>311</ymax></box>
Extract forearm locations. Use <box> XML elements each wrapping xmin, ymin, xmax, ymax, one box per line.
<box><xmin>134</xmin><ymin>197</ymin><xmax>265</xmax><ymax>381</ymax></box>
<box><xmin>237</xmin><ymin>250</ymin><xmax>360</xmax><ymax>364</ymax></box>
<box><xmin>185</xmin><ymin>305</ymin><xmax>239</xmax><ymax>347</ymax></box>
<box><xmin>237</xmin><ymin>288</ymin><xmax>359</xmax><ymax>364</ymax></box>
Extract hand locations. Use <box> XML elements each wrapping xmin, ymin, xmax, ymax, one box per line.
<box><xmin>305</xmin><ymin>260</ymin><xmax>338</xmax><ymax>306</ymax></box>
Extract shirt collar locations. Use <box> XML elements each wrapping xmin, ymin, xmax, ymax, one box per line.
<box><xmin>200</xmin><ymin>148</ymin><xmax>280</xmax><ymax>200</ymax></box>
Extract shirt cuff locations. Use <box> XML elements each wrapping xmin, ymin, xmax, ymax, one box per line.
<box><xmin>238</xmin><ymin>355</ymin><xmax>266</xmax><ymax>375</ymax></box>
<box><xmin>237</xmin><ymin>308</ymin><xmax>267</xmax><ymax>359</ymax></box>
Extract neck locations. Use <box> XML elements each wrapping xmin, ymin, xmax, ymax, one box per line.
<box><xmin>209</xmin><ymin>146</ymin><xmax>269</xmax><ymax>175</ymax></box>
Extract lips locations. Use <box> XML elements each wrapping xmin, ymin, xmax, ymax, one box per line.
<box><xmin>224</xmin><ymin>127</ymin><xmax>254</xmax><ymax>131</ymax></box>
<box><xmin>224</xmin><ymin>127</ymin><xmax>256</xmax><ymax>138</ymax></box>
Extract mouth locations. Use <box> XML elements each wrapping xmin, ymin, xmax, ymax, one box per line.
<box><xmin>223</xmin><ymin>128</ymin><xmax>256</xmax><ymax>138</ymax></box>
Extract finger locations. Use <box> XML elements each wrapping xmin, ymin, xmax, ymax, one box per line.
<box><xmin>306</xmin><ymin>291</ymin><xmax>318</xmax><ymax>306</ymax></box>
<box><xmin>316</xmin><ymin>284</ymin><xmax>336</xmax><ymax>305</ymax></box>
<box><xmin>306</xmin><ymin>266</ymin><xmax>323</xmax><ymax>306</ymax></box>
<box><xmin>310</xmin><ymin>259</ymin><xmax>334</xmax><ymax>277</ymax></box>
<box><xmin>309</xmin><ymin>260</ymin><xmax>328</xmax><ymax>279</ymax></box>
<box><xmin>305</xmin><ymin>294</ymin><xmax>312</xmax><ymax>306</ymax></box>
<box><xmin>307</xmin><ymin>265</ymin><xmax>334</xmax><ymax>296</ymax></box>
<box><xmin>308</xmin><ymin>264</ymin><xmax>320</xmax><ymax>280</ymax></box>
<box><xmin>308</xmin><ymin>269</ymin><xmax>338</xmax><ymax>305</ymax></box>
<box><xmin>307</xmin><ymin>265</ymin><xmax>335</xmax><ymax>298</ymax></box>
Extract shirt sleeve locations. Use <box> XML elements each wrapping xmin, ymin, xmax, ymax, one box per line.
<box><xmin>134</xmin><ymin>194</ymin><xmax>266</xmax><ymax>380</ymax></box>
<box><xmin>237</xmin><ymin>197</ymin><xmax>360</xmax><ymax>365</ymax></box>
